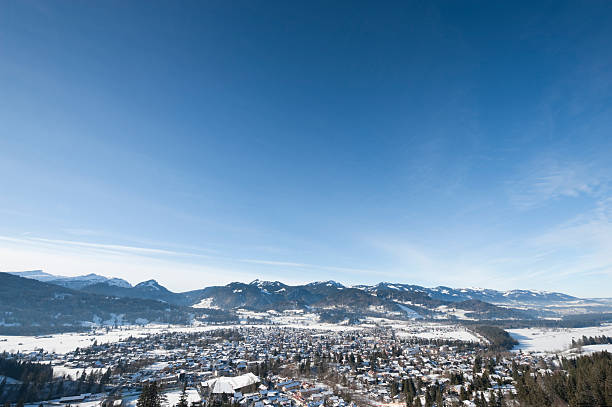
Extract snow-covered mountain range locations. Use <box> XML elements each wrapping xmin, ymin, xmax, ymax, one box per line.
<box><xmin>7</xmin><ymin>271</ymin><xmax>591</xmax><ymax>307</ymax></box>
<box><xmin>2</xmin><ymin>271</ymin><xmax>611</xmax><ymax>335</ymax></box>
<box><xmin>8</xmin><ymin>271</ymin><xmax>607</xmax><ymax>317</ymax></box>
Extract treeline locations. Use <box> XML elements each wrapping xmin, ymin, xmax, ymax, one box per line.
<box><xmin>514</xmin><ymin>351</ymin><xmax>612</xmax><ymax>407</ymax></box>
<box><xmin>460</xmin><ymin>312</ymin><xmax>612</xmax><ymax>330</ymax></box>
<box><xmin>471</xmin><ymin>325</ymin><xmax>518</xmax><ymax>350</ymax></box>
<box><xmin>0</xmin><ymin>353</ymin><xmax>112</xmax><ymax>404</ymax></box>
<box><xmin>0</xmin><ymin>353</ymin><xmax>53</xmax><ymax>384</ymax></box>
<box><xmin>571</xmin><ymin>335</ymin><xmax>612</xmax><ymax>348</ymax></box>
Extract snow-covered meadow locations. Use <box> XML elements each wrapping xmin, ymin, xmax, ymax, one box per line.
<box><xmin>508</xmin><ymin>324</ymin><xmax>612</xmax><ymax>353</ymax></box>
<box><xmin>0</xmin><ymin>324</ymin><xmax>229</xmax><ymax>354</ymax></box>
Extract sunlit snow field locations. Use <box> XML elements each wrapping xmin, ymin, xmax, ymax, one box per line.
<box><xmin>508</xmin><ymin>324</ymin><xmax>612</xmax><ymax>352</ymax></box>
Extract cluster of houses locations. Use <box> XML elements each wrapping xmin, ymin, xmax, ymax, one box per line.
<box><xmin>7</xmin><ymin>326</ymin><xmax>567</xmax><ymax>407</ymax></box>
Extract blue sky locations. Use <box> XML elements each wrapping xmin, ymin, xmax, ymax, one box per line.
<box><xmin>1</xmin><ymin>1</ymin><xmax>612</xmax><ymax>296</ymax></box>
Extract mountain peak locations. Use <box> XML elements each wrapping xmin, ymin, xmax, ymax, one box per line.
<box><xmin>308</xmin><ymin>280</ymin><xmax>344</xmax><ymax>288</ymax></box>
<box><xmin>249</xmin><ymin>279</ymin><xmax>284</xmax><ymax>288</ymax></box>
<box><xmin>135</xmin><ymin>279</ymin><xmax>161</xmax><ymax>290</ymax></box>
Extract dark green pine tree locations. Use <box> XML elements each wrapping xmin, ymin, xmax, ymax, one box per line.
<box><xmin>137</xmin><ymin>382</ymin><xmax>164</xmax><ymax>407</ymax></box>
<box><xmin>100</xmin><ymin>368</ymin><xmax>112</xmax><ymax>387</ymax></box>
<box><xmin>473</xmin><ymin>356</ymin><xmax>482</xmax><ymax>374</ymax></box>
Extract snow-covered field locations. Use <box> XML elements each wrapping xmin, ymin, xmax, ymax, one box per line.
<box><xmin>122</xmin><ymin>388</ymin><xmax>201</xmax><ymax>407</ymax></box>
<box><xmin>0</xmin><ymin>324</ymin><xmax>232</xmax><ymax>354</ymax></box>
<box><xmin>508</xmin><ymin>324</ymin><xmax>612</xmax><ymax>353</ymax></box>
<box><xmin>560</xmin><ymin>344</ymin><xmax>612</xmax><ymax>357</ymax></box>
<box><xmin>577</xmin><ymin>344</ymin><xmax>612</xmax><ymax>354</ymax></box>
<box><xmin>22</xmin><ymin>388</ymin><xmax>201</xmax><ymax>407</ymax></box>
<box><xmin>395</xmin><ymin>323</ymin><xmax>481</xmax><ymax>342</ymax></box>
<box><xmin>433</xmin><ymin>305</ymin><xmax>476</xmax><ymax>321</ymax></box>
<box><xmin>359</xmin><ymin>317</ymin><xmax>481</xmax><ymax>342</ymax></box>
<box><xmin>24</xmin><ymin>394</ymin><xmax>107</xmax><ymax>407</ymax></box>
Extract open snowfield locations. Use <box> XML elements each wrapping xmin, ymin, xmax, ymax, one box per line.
<box><xmin>121</xmin><ymin>389</ymin><xmax>201</xmax><ymax>407</ymax></box>
<box><xmin>0</xmin><ymin>324</ymin><xmax>236</xmax><ymax>354</ymax></box>
<box><xmin>395</xmin><ymin>323</ymin><xmax>481</xmax><ymax>342</ymax></box>
<box><xmin>577</xmin><ymin>344</ymin><xmax>612</xmax><ymax>354</ymax></box>
<box><xmin>561</xmin><ymin>344</ymin><xmax>612</xmax><ymax>357</ymax></box>
<box><xmin>508</xmin><ymin>324</ymin><xmax>612</xmax><ymax>353</ymax></box>
<box><xmin>360</xmin><ymin>317</ymin><xmax>481</xmax><ymax>342</ymax></box>
<box><xmin>23</xmin><ymin>393</ymin><xmax>107</xmax><ymax>407</ymax></box>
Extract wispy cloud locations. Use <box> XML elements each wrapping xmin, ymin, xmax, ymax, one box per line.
<box><xmin>63</xmin><ymin>228</ymin><xmax>102</xmax><ymax>237</ymax></box>
<box><xmin>0</xmin><ymin>237</ymin><xmax>250</xmax><ymax>290</ymax></box>
<box><xmin>0</xmin><ymin>234</ymin><xmax>380</xmax><ymax>288</ymax></box>
<box><xmin>0</xmin><ymin>235</ymin><xmax>211</xmax><ymax>260</ymax></box>
<box><xmin>526</xmin><ymin>197</ymin><xmax>612</xmax><ymax>279</ymax></box>
<box><xmin>240</xmin><ymin>258</ymin><xmax>380</xmax><ymax>276</ymax></box>
<box><xmin>367</xmin><ymin>238</ymin><xmax>504</xmax><ymax>289</ymax></box>
<box><xmin>509</xmin><ymin>158</ymin><xmax>606</xmax><ymax>209</ymax></box>
<box><xmin>365</xmin><ymin>191</ymin><xmax>612</xmax><ymax>296</ymax></box>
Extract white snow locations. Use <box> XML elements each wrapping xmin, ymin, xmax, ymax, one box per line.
<box><xmin>122</xmin><ymin>389</ymin><xmax>201</xmax><ymax>407</ymax></box>
<box><xmin>161</xmin><ymin>389</ymin><xmax>201</xmax><ymax>406</ymax></box>
<box><xmin>143</xmin><ymin>281</ymin><xmax>159</xmax><ymax>289</ymax></box>
<box><xmin>509</xmin><ymin>324</ymin><xmax>612</xmax><ymax>353</ymax></box>
<box><xmin>434</xmin><ymin>305</ymin><xmax>476</xmax><ymax>321</ymax></box>
<box><xmin>396</xmin><ymin>304</ymin><xmax>422</xmax><ymax>319</ymax></box>
<box><xmin>192</xmin><ymin>298</ymin><xmax>219</xmax><ymax>309</ymax></box>
<box><xmin>561</xmin><ymin>344</ymin><xmax>612</xmax><ymax>357</ymax></box>
<box><xmin>577</xmin><ymin>344</ymin><xmax>612</xmax><ymax>354</ymax></box>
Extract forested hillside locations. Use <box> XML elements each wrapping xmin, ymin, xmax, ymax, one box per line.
<box><xmin>514</xmin><ymin>351</ymin><xmax>612</xmax><ymax>407</ymax></box>
<box><xmin>0</xmin><ymin>273</ymin><xmax>198</xmax><ymax>335</ymax></box>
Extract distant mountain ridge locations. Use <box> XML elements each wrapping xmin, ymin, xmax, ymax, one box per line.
<box><xmin>8</xmin><ymin>270</ymin><xmax>131</xmax><ymax>290</ymax></box>
<box><xmin>357</xmin><ymin>282</ymin><xmax>578</xmax><ymax>305</ymax></box>
<box><xmin>10</xmin><ymin>271</ymin><xmax>581</xmax><ymax>305</ymax></box>
<box><xmin>4</xmin><ymin>270</ymin><xmax>612</xmax><ymax>335</ymax></box>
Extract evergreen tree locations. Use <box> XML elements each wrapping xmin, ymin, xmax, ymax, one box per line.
<box><xmin>137</xmin><ymin>382</ymin><xmax>164</xmax><ymax>407</ymax></box>
<box><xmin>473</xmin><ymin>356</ymin><xmax>482</xmax><ymax>374</ymax></box>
